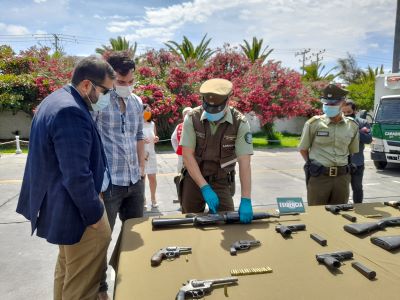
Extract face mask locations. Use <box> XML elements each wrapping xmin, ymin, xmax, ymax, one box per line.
<box><xmin>205</xmin><ymin>110</ymin><xmax>225</xmax><ymax>122</ymax></box>
<box><xmin>143</xmin><ymin>111</ymin><xmax>152</xmax><ymax>121</ymax></box>
<box><xmin>323</xmin><ymin>105</ymin><xmax>341</xmax><ymax>118</ymax></box>
<box><xmin>115</xmin><ymin>85</ymin><xmax>133</xmax><ymax>98</ymax></box>
<box><xmin>87</xmin><ymin>91</ymin><xmax>111</xmax><ymax>111</ymax></box>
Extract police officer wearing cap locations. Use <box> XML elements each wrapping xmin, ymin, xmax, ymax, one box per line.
<box><xmin>180</xmin><ymin>78</ymin><xmax>254</xmax><ymax>223</ymax></box>
<box><xmin>299</xmin><ymin>84</ymin><xmax>359</xmax><ymax>205</ymax></box>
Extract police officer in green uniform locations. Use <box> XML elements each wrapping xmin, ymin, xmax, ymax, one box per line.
<box><xmin>180</xmin><ymin>78</ymin><xmax>254</xmax><ymax>223</ymax></box>
<box><xmin>299</xmin><ymin>84</ymin><xmax>359</xmax><ymax>206</ymax></box>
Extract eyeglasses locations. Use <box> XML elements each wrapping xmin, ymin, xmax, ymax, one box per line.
<box><xmin>90</xmin><ymin>81</ymin><xmax>115</xmax><ymax>95</ymax></box>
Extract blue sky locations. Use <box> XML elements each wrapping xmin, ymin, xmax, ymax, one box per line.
<box><xmin>0</xmin><ymin>0</ymin><xmax>396</xmax><ymax>73</ymax></box>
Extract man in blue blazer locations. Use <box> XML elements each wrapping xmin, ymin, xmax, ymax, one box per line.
<box><xmin>17</xmin><ymin>56</ymin><xmax>115</xmax><ymax>300</ymax></box>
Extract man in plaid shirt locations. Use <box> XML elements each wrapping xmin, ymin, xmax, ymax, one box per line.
<box><xmin>93</xmin><ymin>51</ymin><xmax>145</xmax><ymax>300</ymax></box>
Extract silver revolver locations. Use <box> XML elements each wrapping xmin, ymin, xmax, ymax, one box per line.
<box><xmin>176</xmin><ymin>277</ymin><xmax>238</xmax><ymax>300</ymax></box>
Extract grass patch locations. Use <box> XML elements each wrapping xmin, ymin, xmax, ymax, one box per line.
<box><xmin>252</xmin><ymin>132</ymin><xmax>300</xmax><ymax>148</ymax></box>
<box><xmin>0</xmin><ymin>142</ymin><xmax>29</xmax><ymax>154</ymax></box>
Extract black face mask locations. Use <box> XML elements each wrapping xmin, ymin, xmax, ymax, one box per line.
<box><xmin>346</xmin><ymin>114</ymin><xmax>356</xmax><ymax>118</ymax></box>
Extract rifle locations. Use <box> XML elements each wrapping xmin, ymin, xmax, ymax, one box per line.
<box><xmin>230</xmin><ymin>240</ymin><xmax>261</xmax><ymax>255</ymax></box>
<box><xmin>343</xmin><ymin>216</ymin><xmax>400</xmax><ymax>235</ymax></box>
<box><xmin>176</xmin><ymin>277</ymin><xmax>238</xmax><ymax>300</ymax></box>
<box><xmin>384</xmin><ymin>201</ymin><xmax>400</xmax><ymax>208</ymax></box>
<box><xmin>152</xmin><ymin>211</ymin><xmax>280</xmax><ymax>229</ymax></box>
<box><xmin>151</xmin><ymin>246</ymin><xmax>192</xmax><ymax>267</ymax></box>
<box><xmin>325</xmin><ymin>204</ymin><xmax>353</xmax><ymax>214</ymax></box>
<box><xmin>316</xmin><ymin>251</ymin><xmax>353</xmax><ymax>269</ymax></box>
<box><xmin>275</xmin><ymin>224</ymin><xmax>306</xmax><ymax>237</ymax></box>
<box><xmin>370</xmin><ymin>235</ymin><xmax>400</xmax><ymax>251</ymax></box>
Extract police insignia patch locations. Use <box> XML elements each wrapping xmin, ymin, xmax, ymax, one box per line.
<box><xmin>245</xmin><ymin>132</ymin><xmax>253</xmax><ymax>144</ymax></box>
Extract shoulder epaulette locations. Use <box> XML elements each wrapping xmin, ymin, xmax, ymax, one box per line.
<box><xmin>307</xmin><ymin>115</ymin><xmax>321</xmax><ymax>124</ymax></box>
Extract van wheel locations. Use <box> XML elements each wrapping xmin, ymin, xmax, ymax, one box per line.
<box><xmin>374</xmin><ymin>161</ymin><xmax>387</xmax><ymax>170</ymax></box>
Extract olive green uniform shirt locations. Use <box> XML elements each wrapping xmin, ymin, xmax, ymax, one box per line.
<box><xmin>298</xmin><ymin>114</ymin><xmax>359</xmax><ymax>167</ymax></box>
<box><xmin>180</xmin><ymin>108</ymin><xmax>254</xmax><ymax>156</ymax></box>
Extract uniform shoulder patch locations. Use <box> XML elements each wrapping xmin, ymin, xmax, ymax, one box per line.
<box><xmin>244</xmin><ymin>132</ymin><xmax>253</xmax><ymax>144</ymax></box>
<box><xmin>307</xmin><ymin>115</ymin><xmax>321</xmax><ymax>124</ymax></box>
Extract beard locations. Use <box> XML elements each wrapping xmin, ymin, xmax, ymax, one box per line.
<box><xmin>85</xmin><ymin>86</ymin><xmax>99</xmax><ymax>104</ymax></box>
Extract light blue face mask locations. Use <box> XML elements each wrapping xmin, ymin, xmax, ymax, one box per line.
<box><xmin>205</xmin><ymin>110</ymin><xmax>225</xmax><ymax>122</ymax></box>
<box><xmin>322</xmin><ymin>104</ymin><xmax>341</xmax><ymax>118</ymax></box>
<box><xmin>87</xmin><ymin>84</ymin><xmax>111</xmax><ymax>111</ymax></box>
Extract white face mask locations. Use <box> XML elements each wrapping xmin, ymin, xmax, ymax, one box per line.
<box><xmin>87</xmin><ymin>92</ymin><xmax>111</xmax><ymax>111</ymax></box>
<box><xmin>115</xmin><ymin>85</ymin><xmax>133</xmax><ymax>98</ymax></box>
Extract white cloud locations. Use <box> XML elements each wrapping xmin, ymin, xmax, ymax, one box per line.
<box><xmin>33</xmin><ymin>0</ymin><xmax>47</xmax><ymax>3</ymax></box>
<box><xmin>93</xmin><ymin>14</ymin><xmax>129</xmax><ymax>21</ymax></box>
<box><xmin>106</xmin><ymin>20</ymin><xmax>144</xmax><ymax>33</ymax></box>
<box><xmin>0</xmin><ymin>23</ymin><xmax>30</xmax><ymax>35</ymax></box>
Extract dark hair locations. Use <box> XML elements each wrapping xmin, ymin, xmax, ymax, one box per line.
<box><xmin>345</xmin><ymin>99</ymin><xmax>357</xmax><ymax>111</ymax></box>
<box><xmin>142</xmin><ymin>103</ymin><xmax>149</xmax><ymax>111</ymax></box>
<box><xmin>106</xmin><ymin>51</ymin><xmax>136</xmax><ymax>76</ymax></box>
<box><xmin>71</xmin><ymin>56</ymin><xmax>115</xmax><ymax>86</ymax></box>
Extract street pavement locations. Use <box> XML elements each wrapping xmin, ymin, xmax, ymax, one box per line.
<box><xmin>1</xmin><ymin>148</ymin><xmax>399</xmax><ymax>299</ymax></box>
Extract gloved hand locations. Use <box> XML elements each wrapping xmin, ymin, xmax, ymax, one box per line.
<box><xmin>200</xmin><ymin>184</ymin><xmax>219</xmax><ymax>214</ymax></box>
<box><xmin>239</xmin><ymin>197</ymin><xmax>253</xmax><ymax>224</ymax></box>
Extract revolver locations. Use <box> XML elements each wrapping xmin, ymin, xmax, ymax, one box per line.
<box><xmin>176</xmin><ymin>277</ymin><xmax>238</xmax><ymax>300</ymax></box>
<box><xmin>151</xmin><ymin>246</ymin><xmax>192</xmax><ymax>267</ymax></box>
<box><xmin>316</xmin><ymin>251</ymin><xmax>353</xmax><ymax>269</ymax></box>
<box><xmin>230</xmin><ymin>240</ymin><xmax>261</xmax><ymax>255</ymax></box>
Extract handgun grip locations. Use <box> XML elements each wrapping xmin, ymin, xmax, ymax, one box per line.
<box><xmin>176</xmin><ymin>290</ymin><xmax>186</xmax><ymax>300</ymax></box>
<box><xmin>151</xmin><ymin>250</ymin><xmax>165</xmax><ymax>267</ymax></box>
<box><xmin>230</xmin><ymin>246</ymin><xmax>237</xmax><ymax>255</ymax></box>
<box><xmin>323</xmin><ymin>256</ymin><xmax>341</xmax><ymax>268</ymax></box>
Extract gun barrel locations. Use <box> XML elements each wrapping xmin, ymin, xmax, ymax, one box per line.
<box><xmin>152</xmin><ymin>217</ymin><xmax>194</xmax><ymax>228</ymax></box>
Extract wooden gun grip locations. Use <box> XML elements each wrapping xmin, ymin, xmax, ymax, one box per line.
<box><xmin>151</xmin><ymin>250</ymin><xmax>165</xmax><ymax>267</ymax></box>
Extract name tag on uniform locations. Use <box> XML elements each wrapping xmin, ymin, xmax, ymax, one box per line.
<box><xmin>316</xmin><ymin>131</ymin><xmax>329</xmax><ymax>137</ymax></box>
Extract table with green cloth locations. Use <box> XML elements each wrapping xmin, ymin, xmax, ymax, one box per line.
<box><xmin>112</xmin><ymin>202</ymin><xmax>400</xmax><ymax>299</ymax></box>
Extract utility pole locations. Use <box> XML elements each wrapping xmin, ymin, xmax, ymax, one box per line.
<box><xmin>312</xmin><ymin>49</ymin><xmax>326</xmax><ymax>65</ymax></box>
<box><xmin>295</xmin><ymin>48</ymin><xmax>311</xmax><ymax>75</ymax></box>
<box><xmin>52</xmin><ymin>33</ymin><xmax>60</xmax><ymax>53</ymax></box>
<box><xmin>393</xmin><ymin>0</ymin><xmax>400</xmax><ymax>73</ymax></box>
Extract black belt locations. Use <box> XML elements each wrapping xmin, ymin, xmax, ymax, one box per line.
<box><xmin>322</xmin><ymin>165</ymin><xmax>350</xmax><ymax>177</ymax></box>
<box><xmin>204</xmin><ymin>171</ymin><xmax>234</xmax><ymax>183</ymax></box>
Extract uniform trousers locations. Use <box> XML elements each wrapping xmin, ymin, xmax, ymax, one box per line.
<box><xmin>54</xmin><ymin>211</ymin><xmax>111</xmax><ymax>300</ymax></box>
<box><xmin>307</xmin><ymin>173</ymin><xmax>351</xmax><ymax>206</ymax></box>
<box><xmin>180</xmin><ymin>173</ymin><xmax>234</xmax><ymax>213</ymax></box>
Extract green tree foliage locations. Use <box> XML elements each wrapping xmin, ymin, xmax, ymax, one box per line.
<box><xmin>302</xmin><ymin>62</ymin><xmax>338</xmax><ymax>82</ymax></box>
<box><xmin>347</xmin><ymin>80</ymin><xmax>375</xmax><ymax>111</ymax></box>
<box><xmin>95</xmin><ymin>36</ymin><xmax>137</xmax><ymax>57</ymax></box>
<box><xmin>337</xmin><ymin>53</ymin><xmax>364</xmax><ymax>84</ymax></box>
<box><xmin>164</xmin><ymin>34</ymin><xmax>215</xmax><ymax>62</ymax></box>
<box><xmin>359</xmin><ymin>65</ymin><xmax>384</xmax><ymax>83</ymax></box>
<box><xmin>240</xmin><ymin>37</ymin><xmax>273</xmax><ymax>63</ymax></box>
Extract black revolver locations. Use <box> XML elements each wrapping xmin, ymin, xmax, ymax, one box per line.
<box><xmin>230</xmin><ymin>240</ymin><xmax>261</xmax><ymax>255</ymax></box>
<box><xmin>151</xmin><ymin>246</ymin><xmax>192</xmax><ymax>267</ymax></box>
<box><xmin>325</xmin><ymin>204</ymin><xmax>353</xmax><ymax>214</ymax></box>
<box><xmin>275</xmin><ymin>224</ymin><xmax>306</xmax><ymax>237</ymax></box>
<box><xmin>316</xmin><ymin>251</ymin><xmax>353</xmax><ymax>269</ymax></box>
<box><xmin>176</xmin><ymin>277</ymin><xmax>238</xmax><ymax>300</ymax></box>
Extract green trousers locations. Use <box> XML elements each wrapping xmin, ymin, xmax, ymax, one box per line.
<box><xmin>307</xmin><ymin>174</ymin><xmax>351</xmax><ymax>206</ymax></box>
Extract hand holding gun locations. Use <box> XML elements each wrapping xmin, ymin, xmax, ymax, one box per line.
<box><xmin>176</xmin><ymin>277</ymin><xmax>238</xmax><ymax>300</ymax></box>
<box><xmin>151</xmin><ymin>246</ymin><xmax>192</xmax><ymax>267</ymax></box>
<box><xmin>316</xmin><ymin>251</ymin><xmax>353</xmax><ymax>269</ymax></box>
<box><xmin>230</xmin><ymin>240</ymin><xmax>261</xmax><ymax>255</ymax></box>
<box><xmin>275</xmin><ymin>224</ymin><xmax>306</xmax><ymax>237</ymax></box>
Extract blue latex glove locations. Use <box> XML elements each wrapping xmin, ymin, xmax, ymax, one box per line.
<box><xmin>239</xmin><ymin>197</ymin><xmax>253</xmax><ymax>224</ymax></box>
<box><xmin>200</xmin><ymin>184</ymin><xmax>219</xmax><ymax>214</ymax></box>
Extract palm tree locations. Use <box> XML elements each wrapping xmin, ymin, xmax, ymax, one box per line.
<box><xmin>164</xmin><ymin>34</ymin><xmax>215</xmax><ymax>62</ymax></box>
<box><xmin>240</xmin><ymin>37</ymin><xmax>273</xmax><ymax>63</ymax></box>
<box><xmin>337</xmin><ymin>53</ymin><xmax>363</xmax><ymax>84</ymax></box>
<box><xmin>359</xmin><ymin>65</ymin><xmax>384</xmax><ymax>83</ymax></box>
<box><xmin>302</xmin><ymin>62</ymin><xmax>338</xmax><ymax>82</ymax></box>
<box><xmin>95</xmin><ymin>36</ymin><xmax>137</xmax><ymax>57</ymax></box>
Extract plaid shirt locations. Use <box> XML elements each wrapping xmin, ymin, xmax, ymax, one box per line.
<box><xmin>93</xmin><ymin>91</ymin><xmax>144</xmax><ymax>186</ymax></box>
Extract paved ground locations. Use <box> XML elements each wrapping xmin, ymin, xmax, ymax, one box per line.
<box><xmin>1</xmin><ymin>148</ymin><xmax>399</xmax><ymax>299</ymax></box>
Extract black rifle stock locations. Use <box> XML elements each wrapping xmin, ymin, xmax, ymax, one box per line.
<box><xmin>230</xmin><ymin>240</ymin><xmax>261</xmax><ymax>255</ymax></box>
<box><xmin>176</xmin><ymin>277</ymin><xmax>238</xmax><ymax>300</ymax></box>
<box><xmin>152</xmin><ymin>211</ymin><xmax>280</xmax><ymax>228</ymax></box>
<box><xmin>275</xmin><ymin>224</ymin><xmax>306</xmax><ymax>236</ymax></box>
<box><xmin>316</xmin><ymin>251</ymin><xmax>353</xmax><ymax>269</ymax></box>
<box><xmin>325</xmin><ymin>204</ymin><xmax>354</xmax><ymax>214</ymax></box>
<box><xmin>344</xmin><ymin>216</ymin><xmax>400</xmax><ymax>235</ymax></box>
<box><xmin>151</xmin><ymin>246</ymin><xmax>191</xmax><ymax>266</ymax></box>
<box><xmin>384</xmin><ymin>201</ymin><xmax>400</xmax><ymax>208</ymax></box>
<box><xmin>370</xmin><ymin>235</ymin><xmax>400</xmax><ymax>251</ymax></box>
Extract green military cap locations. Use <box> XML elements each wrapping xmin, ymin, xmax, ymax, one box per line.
<box><xmin>321</xmin><ymin>84</ymin><xmax>348</xmax><ymax>105</ymax></box>
<box><xmin>200</xmin><ymin>78</ymin><xmax>232</xmax><ymax>105</ymax></box>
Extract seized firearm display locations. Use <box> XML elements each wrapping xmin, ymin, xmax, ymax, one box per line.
<box><xmin>176</xmin><ymin>277</ymin><xmax>238</xmax><ymax>300</ymax></box>
<box><xmin>351</xmin><ymin>262</ymin><xmax>377</xmax><ymax>280</ymax></box>
<box><xmin>384</xmin><ymin>201</ymin><xmax>400</xmax><ymax>208</ymax></box>
<box><xmin>325</xmin><ymin>204</ymin><xmax>353</xmax><ymax>214</ymax></box>
<box><xmin>151</xmin><ymin>246</ymin><xmax>192</xmax><ymax>266</ymax></box>
<box><xmin>370</xmin><ymin>235</ymin><xmax>400</xmax><ymax>251</ymax></box>
<box><xmin>152</xmin><ymin>211</ymin><xmax>280</xmax><ymax>228</ymax></box>
<box><xmin>230</xmin><ymin>240</ymin><xmax>261</xmax><ymax>255</ymax></box>
<box><xmin>310</xmin><ymin>233</ymin><xmax>327</xmax><ymax>246</ymax></box>
<box><xmin>275</xmin><ymin>224</ymin><xmax>306</xmax><ymax>237</ymax></box>
<box><xmin>342</xmin><ymin>214</ymin><xmax>357</xmax><ymax>222</ymax></box>
<box><xmin>343</xmin><ymin>216</ymin><xmax>400</xmax><ymax>235</ymax></box>
<box><xmin>316</xmin><ymin>251</ymin><xmax>353</xmax><ymax>269</ymax></box>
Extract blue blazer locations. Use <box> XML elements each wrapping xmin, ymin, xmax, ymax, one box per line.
<box><xmin>17</xmin><ymin>85</ymin><xmax>107</xmax><ymax>245</ymax></box>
